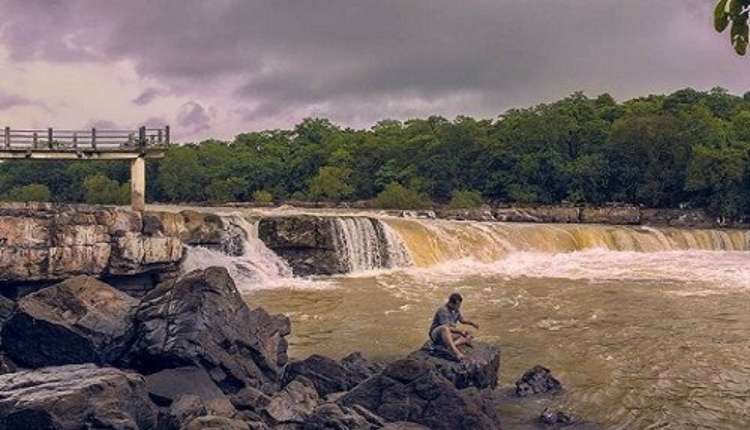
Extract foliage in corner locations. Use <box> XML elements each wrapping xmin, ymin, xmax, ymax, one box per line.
<box><xmin>716</xmin><ymin>0</ymin><xmax>750</xmax><ymax>55</ymax></box>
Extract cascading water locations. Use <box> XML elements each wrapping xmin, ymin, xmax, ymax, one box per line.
<box><xmin>182</xmin><ymin>215</ymin><xmax>294</xmax><ymax>290</ymax></box>
<box><xmin>331</xmin><ymin>217</ymin><xmax>413</xmax><ymax>272</ymax></box>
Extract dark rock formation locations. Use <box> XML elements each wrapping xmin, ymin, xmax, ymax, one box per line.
<box><xmin>340</xmin><ymin>352</ymin><xmax>384</xmax><ymax>383</ymax></box>
<box><xmin>124</xmin><ymin>267</ymin><xmax>290</xmax><ymax>394</ymax></box>
<box><xmin>1</xmin><ymin>275</ymin><xmax>138</xmax><ymax>368</ymax></box>
<box><xmin>380</xmin><ymin>423</ymin><xmax>432</xmax><ymax>430</ymax></box>
<box><xmin>409</xmin><ymin>341</ymin><xmax>500</xmax><ymax>390</ymax></box>
<box><xmin>185</xmin><ymin>415</ymin><xmax>253</xmax><ymax>430</ymax></box>
<box><xmin>515</xmin><ymin>365</ymin><xmax>562</xmax><ymax>397</ymax></box>
<box><xmin>261</xmin><ymin>376</ymin><xmax>320</xmax><ymax>427</ymax></box>
<box><xmin>145</xmin><ymin>367</ymin><xmax>235</xmax><ymax>417</ymax></box>
<box><xmin>258</xmin><ymin>215</ymin><xmax>346</xmax><ymax>276</ymax></box>
<box><xmin>304</xmin><ymin>402</ymin><xmax>385</xmax><ymax>430</ymax></box>
<box><xmin>283</xmin><ymin>354</ymin><xmax>361</xmax><ymax>397</ymax></box>
<box><xmin>0</xmin><ymin>364</ymin><xmax>158</xmax><ymax>430</ymax></box>
<box><xmin>0</xmin><ymin>203</ymin><xmax>183</xmax><ymax>284</ymax></box>
<box><xmin>339</xmin><ymin>359</ymin><xmax>499</xmax><ymax>430</ymax></box>
<box><xmin>160</xmin><ymin>395</ymin><xmax>208</xmax><ymax>430</ymax></box>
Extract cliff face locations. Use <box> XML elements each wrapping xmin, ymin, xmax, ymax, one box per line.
<box><xmin>0</xmin><ymin>203</ymin><xmax>183</xmax><ymax>285</ymax></box>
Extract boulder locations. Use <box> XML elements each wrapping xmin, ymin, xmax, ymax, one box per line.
<box><xmin>0</xmin><ymin>364</ymin><xmax>158</xmax><ymax>430</ymax></box>
<box><xmin>262</xmin><ymin>376</ymin><xmax>320</xmax><ymax>427</ymax></box>
<box><xmin>408</xmin><ymin>341</ymin><xmax>500</xmax><ymax>390</ymax></box>
<box><xmin>303</xmin><ymin>402</ymin><xmax>385</xmax><ymax>430</ymax></box>
<box><xmin>145</xmin><ymin>367</ymin><xmax>235</xmax><ymax>417</ymax></box>
<box><xmin>1</xmin><ymin>275</ymin><xmax>138</xmax><ymax>368</ymax></box>
<box><xmin>340</xmin><ymin>352</ymin><xmax>384</xmax><ymax>384</ymax></box>
<box><xmin>229</xmin><ymin>386</ymin><xmax>272</xmax><ymax>412</ymax></box>
<box><xmin>0</xmin><ymin>295</ymin><xmax>15</xmax><ymax>325</ymax></box>
<box><xmin>161</xmin><ymin>395</ymin><xmax>208</xmax><ymax>430</ymax></box>
<box><xmin>124</xmin><ymin>267</ymin><xmax>289</xmax><ymax>394</ymax></box>
<box><xmin>283</xmin><ymin>354</ymin><xmax>360</xmax><ymax>397</ymax></box>
<box><xmin>186</xmin><ymin>415</ymin><xmax>251</xmax><ymax>430</ymax></box>
<box><xmin>380</xmin><ymin>423</ymin><xmax>432</xmax><ymax>430</ymax></box>
<box><xmin>515</xmin><ymin>365</ymin><xmax>562</xmax><ymax>397</ymax></box>
<box><xmin>339</xmin><ymin>359</ymin><xmax>498</xmax><ymax>430</ymax></box>
<box><xmin>258</xmin><ymin>216</ymin><xmax>345</xmax><ymax>276</ymax></box>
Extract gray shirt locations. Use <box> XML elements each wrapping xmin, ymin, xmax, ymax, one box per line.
<box><xmin>429</xmin><ymin>304</ymin><xmax>462</xmax><ymax>335</ymax></box>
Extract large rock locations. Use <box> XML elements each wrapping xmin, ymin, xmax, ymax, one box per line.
<box><xmin>339</xmin><ymin>359</ymin><xmax>499</xmax><ymax>430</ymax></box>
<box><xmin>160</xmin><ymin>395</ymin><xmax>208</xmax><ymax>430</ymax></box>
<box><xmin>261</xmin><ymin>376</ymin><xmax>320</xmax><ymax>427</ymax></box>
<box><xmin>145</xmin><ymin>367</ymin><xmax>235</xmax><ymax>417</ymax></box>
<box><xmin>303</xmin><ymin>402</ymin><xmax>385</xmax><ymax>430</ymax></box>
<box><xmin>0</xmin><ymin>364</ymin><xmax>158</xmax><ymax>430</ymax></box>
<box><xmin>0</xmin><ymin>203</ymin><xmax>183</xmax><ymax>284</ymax></box>
<box><xmin>408</xmin><ymin>341</ymin><xmax>500</xmax><ymax>390</ymax></box>
<box><xmin>283</xmin><ymin>355</ymin><xmax>361</xmax><ymax>397</ymax></box>
<box><xmin>1</xmin><ymin>276</ymin><xmax>138</xmax><ymax>368</ymax></box>
<box><xmin>124</xmin><ymin>267</ymin><xmax>290</xmax><ymax>394</ymax></box>
<box><xmin>258</xmin><ymin>216</ymin><xmax>346</xmax><ymax>276</ymax></box>
<box><xmin>514</xmin><ymin>365</ymin><xmax>562</xmax><ymax>397</ymax></box>
<box><xmin>340</xmin><ymin>352</ymin><xmax>384</xmax><ymax>384</ymax></box>
<box><xmin>186</xmin><ymin>415</ymin><xmax>251</xmax><ymax>430</ymax></box>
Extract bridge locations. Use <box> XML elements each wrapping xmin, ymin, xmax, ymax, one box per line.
<box><xmin>0</xmin><ymin>126</ymin><xmax>171</xmax><ymax>211</ymax></box>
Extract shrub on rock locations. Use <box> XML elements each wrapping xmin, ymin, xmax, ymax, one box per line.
<box><xmin>1</xmin><ymin>275</ymin><xmax>138</xmax><ymax>368</ymax></box>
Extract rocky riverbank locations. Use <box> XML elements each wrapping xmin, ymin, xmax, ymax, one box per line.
<box><xmin>0</xmin><ymin>265</ymin><xmax>599</xmax><ymax>430</ymax></box>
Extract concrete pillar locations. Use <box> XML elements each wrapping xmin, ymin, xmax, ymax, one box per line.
<box><xmin>130</xmin><ymin>156</ymin><xmax>146</xmax><ymax>212</ymax></box>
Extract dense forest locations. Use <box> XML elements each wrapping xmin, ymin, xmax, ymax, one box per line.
<box><xmin>2</xmin><ymin>87</ymin><xmax>750</xmax><ymax>218</ymax></box>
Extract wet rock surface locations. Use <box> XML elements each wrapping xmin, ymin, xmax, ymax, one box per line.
<box><xmin>1</xmin><ymin>275</ymin><xmax>138</xmax><ymax>367</ymax></box>
<box><xmin>515</xmin><ymin>365</ymin><xmax>563</xmax><ymax>397</ymax></box>
<box><xmin>0</xmin><ymin>364</ymin><xmax>158</xmax><ymax>430</ymax></box>
<box><xmin>339</xmin><ymin>358</ymin><xmax>499</xmax><ymax>430</ymax></box>
<box><xmin>124</xmin><ymin>267</ymin><xmax>289</xmax><ymax>393</ymax></box>
<box><xmin>258</xmin><ymin>216</ymin><xmax>346</xmax><ymax>276</ymax></box>
<box><xmin>283</xmin><ymin>354</ymin><xmax>365</xmax><ymax>397</ymax></box>
<box><xmin>408</xmin><ymin>341</ymin><xmax>500</xmax><ymax>390</ymax></box>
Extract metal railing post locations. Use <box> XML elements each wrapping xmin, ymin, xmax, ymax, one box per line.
<box><xmin>33</xmin><ymin>132</ymin><xmax>38</xmax><ymax>148</ymax></box>
<box><xmin>48</xmin><ymin>127</ymin><xmax>53</xmax><ymax>149</ymax></box>
<box><xmin>73</xmin><ymin>132</ymin><xmax>78</xmax><ymax>148</ymax></box>
<box><xmin>4</xmin><ymin>127</ymin><xmax>9</xmax><ymax>148</ymax></box>
<box><xmin>165</xmin><ymin>125</ymin><xmax>170</xmax><ymax>145</ymax></box>
<box><xmin>91</xmin><ymin>128</ymin><xmax>97</xmax><ymax>149</ymax></box>
<box><xmin>138</xmin><ymin>126</ymin><xmax>146</xmax><ymax>150</ymax></box>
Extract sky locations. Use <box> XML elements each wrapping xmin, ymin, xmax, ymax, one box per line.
<box><xmin>0</xmin><ymin>0</ymin><xmax>747</xmax><ymax>141</ymax></box>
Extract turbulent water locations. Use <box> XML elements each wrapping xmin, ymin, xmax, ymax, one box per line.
<box><xmin>182</xmin><ymin>212</ymin><xmax>750</xmax><ymax>429</ymax></box>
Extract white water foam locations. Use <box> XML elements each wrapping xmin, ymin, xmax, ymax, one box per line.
<box><xmin>332</xmin><ymin>217</ymin><xmax>413</xmax><ymax>273</ymax></box>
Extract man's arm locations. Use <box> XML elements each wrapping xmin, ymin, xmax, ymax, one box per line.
<box><xmin>459</xmin><ymin>314</ymin><xmax>480</xmax><ymax>329</ymax></box>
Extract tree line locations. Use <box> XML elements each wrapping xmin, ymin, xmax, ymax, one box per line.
<box><xmin>2</xmin><ymin>87</ymin><xmax>750</xmax><ymax>218</ymax></box>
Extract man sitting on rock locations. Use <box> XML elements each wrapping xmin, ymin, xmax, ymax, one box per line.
<box><xmin>428</xmin><ymin>293</ymin><xmax>479</xmax><ymax>361</ymax></box>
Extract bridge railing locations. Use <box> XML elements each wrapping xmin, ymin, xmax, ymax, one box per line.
<box><xmin>2</xmin><ymin>126</ymin><xmax>170</xmax><ymax>151</ymax></box>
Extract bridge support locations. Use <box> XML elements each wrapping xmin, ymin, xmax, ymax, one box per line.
<box><xmin>130</xmin><ymin>156</ymin><xmax>146</xmax><ymax>212</ymax></box>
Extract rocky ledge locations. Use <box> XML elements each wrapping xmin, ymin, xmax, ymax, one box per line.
<box><xmin>0</xmin><ymin>265</ymin><xmax>598</xmax><ymax>430</ymax></box>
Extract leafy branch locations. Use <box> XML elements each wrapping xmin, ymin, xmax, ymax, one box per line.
<box><xmin>715</xmin><ymin>0</ymin><xmax>750</xmax><ymax>55</ymax></box>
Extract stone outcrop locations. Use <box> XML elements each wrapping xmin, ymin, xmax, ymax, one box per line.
<box><xmin>579</xmin><ymin>206</ymin><xmax>640</xmax><ymax>225</ymax></box>
<box><xmin>282</xmin><ymin>354</ymin><xmax>375</xmax><ymax>397</ymax></box>
<box><xmin>0</xmin><ymin>203</ymin><xmax>183</xmax><ymax>286</ymax></box>
<box><xmin>436</xmin><ymin>208</ymin><xmax>496</xmax><ymax>222</ymax></box>
<box><xmin>339</xmin><ymin>359</ymin><xmax>499</xmax><ymax>430</ymax></box>
<box><xmin>124</xmin><ymin>267</ymin><xmax>290</xmax><ymax>394</ymax></box>
<box><xmin>408</xmin><ymin>341</ymin><xmax>500</xmax><ymax>390</ymax></box>
<box><xmin>304</xmin><ymin>402</ymin><xmax>386</xmax><ymax>430</ymax></box>
<box><xmin>494</xmin><ymin>206</ymin><xmax>580</xmax><ymax>223</ymax></box>
<box><xmin>0</xmin><ymin>364</ymin><xmax>158</xmax><ymax>430</ymax></box>
<box><xmin>261</xmin><ymin>376</ymin><xmax>320</xmax><ymax>427</ymax></box>
<box><xmin>1</xmin><ymin>275</ymin><xmax>138</xmax><ymax>368</ymax></box>
<box><xmin>640</xmin><ymin>208</ymin><xmax>715</xmax><ymax>228</ymax></box>
<box><xmin>258</xmin><ymin>216</ymin><xmax>346</xmax><ymax>276</ymax></box>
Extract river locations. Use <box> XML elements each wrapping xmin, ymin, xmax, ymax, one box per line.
<box><xmin>179</xmin><ymin>210</ymin><xmax>750</xmax><ymax>429</ymax></box>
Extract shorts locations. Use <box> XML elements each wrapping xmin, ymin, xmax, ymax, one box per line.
<box><xmin>429</xmin><ymin>324</ymin><xmax>449</xmax><ymax>346</ymax></box>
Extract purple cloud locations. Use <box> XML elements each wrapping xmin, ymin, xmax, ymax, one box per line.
<box><xmin>132</xmin><ymin>88</ymin><xmax>164</xmax><ymax>105</ymax></box>
<box><xmin>177</xmin><ymin>101</ymin><xmax>210</xmax><ymax>133</ymax></box>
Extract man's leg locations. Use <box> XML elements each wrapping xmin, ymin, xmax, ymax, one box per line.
<box><xmin>440</xmin><ymin>326</ymin><xmax>465</xmax><ymax>360</ymax></box>
<box><xmin>454</xmin><ymin>333</ymin><xmax>474</xmax><ymax>348</ymax></box>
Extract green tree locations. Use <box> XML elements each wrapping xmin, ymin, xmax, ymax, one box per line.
<box><xmin>253</xmin><ymin>190</ymin><xmax>274</xmax><ymax>204</ymax></box>
<box><xmin>83</xmin><ymin>174</ymin><xmax>129</xmax><ymax>205</ymax></box>
<box><xmin>374</xmin><ymin>182</ymin><xmax>431</xmax><ymax>209</ymax></box>
<box><xmin>308</xmin><ymin>166</ymin><xmax>353</xmax><ymax>201</ymax></box>
<box><xmin>447</xmin><ymin>190</ymin><xmax>484</xmax><ymax>209</ymax></box>
<box><xmin>686</xmin><ymin>145</ymin><xmax>748</xmax><ymax>218</ymax></box>
<box><xmin>158</xmin><ymin>146</ymin><xmax>208</xmax><ymax>202</ymax></box>
<box><xmin>3</xmin><ymin>184</ymin><xmax>51</xmax><ymax>202</ymax></box>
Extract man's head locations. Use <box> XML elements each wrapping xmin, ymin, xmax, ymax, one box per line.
<box><xmin>447</xmin><ymin>292</ymin><xmax>463</xmax><ymax>310</ymax></box>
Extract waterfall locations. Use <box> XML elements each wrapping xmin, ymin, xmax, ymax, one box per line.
<box><xmin>182</xmin><ymin>215</ymin><xmax>294</xmax><ymax>290</ymax></box>
<box><xmin>383</xmin><ymin>218</ymin><xmax>750</xmax><ymax>267</ymax></box>
<box><xmin>331</xmin><ymin>217</ymin><xmax>413</xmax><ymax>273</ymax></box>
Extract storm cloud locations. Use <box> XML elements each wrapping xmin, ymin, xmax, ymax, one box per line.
<box><xmin>0</xmin><ymin>0</ymin><xmax>746</xmax><ymax>138</ymax></box>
